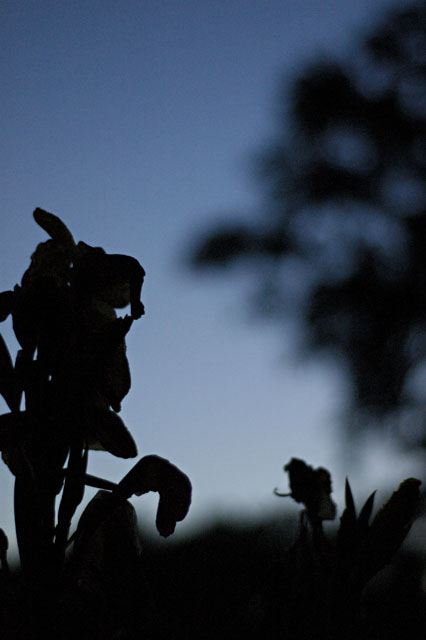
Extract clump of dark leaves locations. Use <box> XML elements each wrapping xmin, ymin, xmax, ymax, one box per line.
<box><xmin>0</xmin><ymin>209</ymin><xmax>192</xmax><ymax>639</ymax></box>
<box><xmin>273</xmin><ymin>457</ymin><xmax>422</xmax><ymax>640</ymax></box>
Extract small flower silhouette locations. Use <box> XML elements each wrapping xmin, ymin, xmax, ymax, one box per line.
<box><xmin>275</xmin><ymin>457</ymin><xmax>336</xmax><ymax>522</ymax></box>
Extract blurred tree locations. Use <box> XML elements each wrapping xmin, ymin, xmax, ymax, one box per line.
<box><xmin>189</xmin><ymin>2</ymin><xmax>426</xmax><ymax>448</ymax></box>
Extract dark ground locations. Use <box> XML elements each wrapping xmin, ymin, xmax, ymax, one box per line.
<box><xmin>1</xmin><ymin>514</ymin><xmax>424</xmax><ymax>640</ymax></box>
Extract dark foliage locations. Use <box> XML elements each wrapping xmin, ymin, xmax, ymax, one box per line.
<box><xmin>0</xmin><ymin>210</ymin><xmax>423</xmax><ymax>638</ymax></box>
<box><xmin>1</xmin><ymin>490</ymin><xmax>424</xmax><ymax>640</ymax></box>
<box><xmin>188</xmin><ymin>2</ymin><xmax>426</xmax><ymax>446</ymax></box>
<box><xmin>0</xmin><ymin>209</ymin><xmax>192</xmax><ymax>638</ymax></box>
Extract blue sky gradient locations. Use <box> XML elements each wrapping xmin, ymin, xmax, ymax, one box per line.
<box><xmin>1</xmin><ymin>0</ymin><xmax>422</xmax><ymax>555</ymax></box>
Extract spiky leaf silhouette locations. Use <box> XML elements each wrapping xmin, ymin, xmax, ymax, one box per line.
<box><xmin>357</xmin><ymin>490</ymin><xmax>376</xmax><ymax>533</ymax></box>
<box><xmin>337</xmin><ymin>480</ymin><xmax>357</xmax><ymax>559</ymax></box>
<box><xmin>0</xmin><ymin>336</ymin><xmax>18</xmax><ymax>412</ymax></box>
<box><xmin>353</xmin><ymin>478</ymin><xmax>421</xmax><ymax>588</ymax></box>
<box><xmin>337</xmin><ymin>479</ymin><xmax>377</xmax><ymax>577</ymax></box>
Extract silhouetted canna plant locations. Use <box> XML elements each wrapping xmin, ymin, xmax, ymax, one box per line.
<box><xmin>274</xmin><ymin>458</ymin><xmax>422</xmax><ymax>640</ymax></box>
<box><xmin>0</xmin><ymin>209</ymin><xmax>191</xmax><ymax>637</ymax></box>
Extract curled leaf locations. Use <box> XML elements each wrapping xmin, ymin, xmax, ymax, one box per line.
<box><xmin>116</xmin><ymin>455</ymin><xmax>192</xmax><ymax>536</ymax></box>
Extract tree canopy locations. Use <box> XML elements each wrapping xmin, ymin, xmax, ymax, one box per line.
<box><xmin>189</xmin><ymin>2</ymin><xmax>426</xmax><ymax>449</ymax></box>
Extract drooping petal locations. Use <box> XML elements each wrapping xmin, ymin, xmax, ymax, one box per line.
<box><xmin>33</xmin><ymin>208</ymin><xmax>75</xmax><ymax>250</ymax></box>
<box><xmin>82</xmin><ymin>408</ymin><xmax>138</xmax><ymax>459</ymax></box>
<box><xmin>116</xmin><ymin>455</ymin><xmax>192</xmax><ymax>536</ymax></box>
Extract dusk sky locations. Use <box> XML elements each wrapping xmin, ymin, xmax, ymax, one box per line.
<box><xmin>2</xmin><ymin>0</ymin><xmax>423</xmax><ymax>555</ymax></box>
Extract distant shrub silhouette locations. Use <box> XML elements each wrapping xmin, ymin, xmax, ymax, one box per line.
<box><xmin>188</xmin><ymin>1</ymin><xmax>426</xmax><ymax>447</ymax></box>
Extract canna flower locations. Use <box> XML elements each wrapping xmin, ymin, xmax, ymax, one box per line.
<box><xmin>275</xmin><ymin>457</ymin><xmax>336</xmax><ymax>522</ymax></box>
